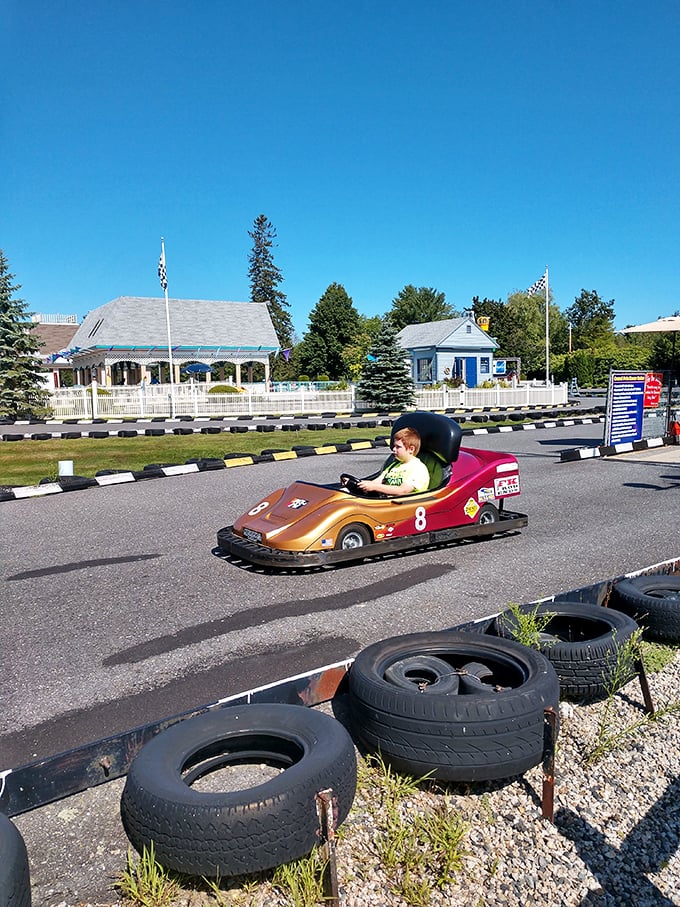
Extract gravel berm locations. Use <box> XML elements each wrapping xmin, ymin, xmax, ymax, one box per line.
<box><xmin>13</xmin><ymin>651</ymin><xmax>680</xmax><ymax>907</ymax></box>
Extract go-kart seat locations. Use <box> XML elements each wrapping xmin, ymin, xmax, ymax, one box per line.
<box><xmin>390</xmin><ymin>411</ymin><xmax>462</xmax><ymax>491</ymax></box>
<box><xmin>418</xmin><ymin>449</ymin><xmax>450</xmax><ymax>491</ymax></box>
<box><xmin>342</xmin><ymin>412</ymin><xmax>462</xmax><ymax>497</ymax></box>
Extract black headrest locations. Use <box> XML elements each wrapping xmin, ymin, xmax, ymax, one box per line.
<box><xmin>390</xmin><ymin>411</ymin><xmax>462</xmax><ymax>463</ymax></box>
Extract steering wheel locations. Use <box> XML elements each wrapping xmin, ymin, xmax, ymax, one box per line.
<box><xmin>340</xmin><ymin>473</ymin><xmax>362</xmax><ymax>495</ymax></box>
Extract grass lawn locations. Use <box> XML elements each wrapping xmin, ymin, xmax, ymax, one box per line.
<box><xmin>0</xmin><ymin>427</ymin><xmax>395</xmax><ymax>487</ymax></box>
<box><xmin>0</xmin><ymin>412</ymin><xmax>556</xmax><ymax>487</ymax></box>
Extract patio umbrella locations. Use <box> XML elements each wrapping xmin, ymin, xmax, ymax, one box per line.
<box><xmin>182</xmin><ymin>362</ymin><xmax>212</xmax><ymax>374</ymax></box>
<box><xmin>620</xmin><ymin>315</ymin><xmax>680</xmax><ymax>334</ymax></box>
<box><xmin>620</xmin><ymin>315</ymin><xmax>680</xmax><ymax>379</ymax></box>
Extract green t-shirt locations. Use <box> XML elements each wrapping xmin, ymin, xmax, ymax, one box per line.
<box><xmin>378</xmin><ymin>456</ymin><xmax>430</xmax><ymax>493</ymax></box>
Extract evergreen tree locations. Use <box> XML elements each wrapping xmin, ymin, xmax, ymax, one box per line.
<box><xmin>0</xmin><ymin>250</ymin><xmax>49</xmax><ymax>418</ymax></box>
<box><xmin>247</xmin><ymin>215</ymin><xmax>294</xmax><ymax>354</ymax></box>
<box><xmin>297</xmin><ymin>283</ymin><xmax>361</xmax><ymax>379</ymax></box>
<box><xmin>389</xmin><ymin>285</ymin><xmax>458</xmax><ymax>330</ymax></box>
<box><xmin>356</xmin><ymin>318</ymin><xmax>416</xmax><ymax>410</ymax></box>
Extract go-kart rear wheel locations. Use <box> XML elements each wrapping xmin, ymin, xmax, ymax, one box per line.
<box><xmin>478</xmin><ymin>503</ymin><xmax>499</xmax><ymax>525</ymax></box>
<box><xmin>336</xmin><ymin>523</ymin><xmax>372</xmax><ymax>550</ymax></box>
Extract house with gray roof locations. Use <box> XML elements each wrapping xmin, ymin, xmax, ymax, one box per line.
<box><xmin>397</xmin><ymin>316</ymin><xmax>498</xmax><ymax>387</ymax></box>
<box><xmin>67</xmin><ymin>297</ymin><xmax>280</xmax><ymax>386</ymax></box>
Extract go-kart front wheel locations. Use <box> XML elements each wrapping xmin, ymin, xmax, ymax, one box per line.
<box><xmin>336</xmin><ymin>523</ymin><xmax>372</xmax><ymax>550</ymax></box>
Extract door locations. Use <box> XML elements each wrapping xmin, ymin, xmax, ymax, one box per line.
<box><xmin>465</xmin><ymin>357</ymin><xmax>477</xmax><ymax>387</ymax></box>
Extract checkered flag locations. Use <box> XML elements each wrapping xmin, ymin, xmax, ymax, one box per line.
<box><xmin>158</xmin><ymin>247</ymin><xmax>168</xmax><ymax>291</ymax></box>
<box><xmin>527</xmin><ymin>272</ymin><xmax>547</xmax><ymax>296</ymax></box>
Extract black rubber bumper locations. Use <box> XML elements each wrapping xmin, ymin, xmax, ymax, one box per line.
<box><xmin>216</xmin><ymin>511</ymin><xmax>528</xmax><ymax>569</ymax></box>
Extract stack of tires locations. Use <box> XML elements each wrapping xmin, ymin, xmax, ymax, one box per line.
<box><xmin>347</xmin><ymin>631</ymin><xmax>560</xmax><ymax>783</ymax></box>
<box><xmin>609</xmin><ymin>574</ymin><xmax>680</xmax><ymax>643</ymax></box>
<box><xmin>492</xmin><ymin>601</ymin><xmax>640</xmax><ymax>700</ymax></box>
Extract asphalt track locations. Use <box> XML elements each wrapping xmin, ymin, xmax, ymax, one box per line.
<box><xmin>2</xmin><ymin>422</ymin><xmax>679</xmax><ymax>772</ymax></box>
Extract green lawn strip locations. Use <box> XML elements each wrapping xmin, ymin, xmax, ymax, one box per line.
<box><xmin>0</xmin><ymin>416</ymin><xmax>542</xmax><ymax>487</ymax></box>
<box><xmin>0</xmin><ymin>430</ymin><xmax>389</xmax><ymax>486</ymax></box>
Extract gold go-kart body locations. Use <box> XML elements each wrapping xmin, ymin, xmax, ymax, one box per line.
<box><xmin>217</xmin><ymin>412</ymin><xmax>527</xmax><ymax>568</ymax></box>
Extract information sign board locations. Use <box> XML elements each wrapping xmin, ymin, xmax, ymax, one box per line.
<box><xmin>605</xmin><ymin>372</ymin><xmax>646</xmax><ymax>445</ymax></box>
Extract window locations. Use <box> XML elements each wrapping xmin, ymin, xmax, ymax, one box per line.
<box><xmin>480</xmin><ymin>357</ymin><xmax>490</xmax><ymax>374</ymax></box>
<box><xmin>466</xmin><ymin>324</ymin><xmax>472</xmax><ymax>333</ymax></box>
<box><xmin>417</xmin><ymin>358</ymin><xmax>432</xmax><ymax>382</ymax></box>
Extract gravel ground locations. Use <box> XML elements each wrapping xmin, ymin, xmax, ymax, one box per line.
<box><xmin>14</xmin><ymin>651</ymin><xmax>680</xmax><ymax>907</ymax></box>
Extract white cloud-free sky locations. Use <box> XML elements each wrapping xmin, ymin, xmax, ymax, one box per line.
<box><xmin>3</xmin><ymin>0</ymin><xmax>679</xmax><ymax>335</ymax></box>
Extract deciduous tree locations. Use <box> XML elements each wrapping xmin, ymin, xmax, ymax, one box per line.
<box><xmin>389</xmin><ymin>285</ymin><xmax>459</xmax><ymax>330</ymax></box>
<box><xmin>564</xmin><ymin>289</ymin><xmax>616</xmax><ymax>350</ymax></box>
<box><xmin>297</xmin><ymin>283</ymin><xmax>361</xmax><ymax>379</ymax></box>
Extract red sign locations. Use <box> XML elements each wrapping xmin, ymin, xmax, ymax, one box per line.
<box><xmin>643</xmin><ymin>372</ymin><xmax>663</xmax><ymax>408</ymax></box>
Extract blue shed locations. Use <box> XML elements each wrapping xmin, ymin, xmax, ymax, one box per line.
<box><xmin>397</xmin><ymin>316</ymin><xmax>498</xmax><ymax>387</ymax></box>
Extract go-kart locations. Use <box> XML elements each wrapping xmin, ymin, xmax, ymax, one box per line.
<box><xmin>216</xmin><ymin>411</ymin><xmax>527</xmax><ymax>568</ymax></box>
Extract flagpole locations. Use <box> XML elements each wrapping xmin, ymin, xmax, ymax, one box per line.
<box><xmin>159</xmin><ymin>238</ymin><xmax>176</xmax><ymax>419</ymax></box>
<box><xmin>544</xmin><ymin>266</ymin><xmax>550</xmax><ymax>385</ymax></box>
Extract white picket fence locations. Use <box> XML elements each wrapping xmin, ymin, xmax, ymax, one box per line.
<box><xmin>47</xmin><ymin>382</ymin><xmax>568</xmax><ymax>420</ymax></box>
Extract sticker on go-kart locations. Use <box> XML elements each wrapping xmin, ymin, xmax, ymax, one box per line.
<box><xmin>494</xmin><ymin>475</ymin><xmax>520</xmax><ymax>497</ymax></box>
<box><xmin>248</xmin><ymin>501</ymin><xmax>270</xmax><ymax>516</ymax></box>
<box><xmin>464</xmin><ymin>497</ymin><xmax>480</xmax><ymax>519</ymax></box>
<box><xmin>477</xmin><ymin>487</ymin><xmax>495</xmax><ymax>503</ymax></box>
<box><xmin>375</xmin><ymin>524</ymin><xmax>395</xmax><ymax>540</ymax></box>
<box><xmin>286</xmin><ymin>498</ymin><xmax>309</xmax><ymax>509</ymax></box>
<box><xmin>414</xmin><ymin>506</ymin><xmax>427</xmax><ymax>532</ymax></box>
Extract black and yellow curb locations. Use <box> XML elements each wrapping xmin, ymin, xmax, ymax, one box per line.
<box><xmin>0</xmin><ymin>416</ymin><xmax>607</xmax><ymax>503</ymax></box>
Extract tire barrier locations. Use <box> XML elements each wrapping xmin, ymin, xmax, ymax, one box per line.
<box><xmin>492</xmin><ymin>601</ymin><xmax>639</xmax><ymax>699</ymax></box>
<box><xmin>610</xmin><ymin>575</ymin><xmax>680</xmax><ymax>643</ymax></box>
<box><xmin>120</xmin><ymin>703</ymin><xmax>357</xmax><ymax>877</ymax></box>
<box><xmin>0</xmin><ymin>813</ymin><xmax>31</xmax><ymax>907</ymax></box>
<box><xmin>348</xmin><ymin>631</ymin><xmax>559</xmax><ymax>783</ymax></box>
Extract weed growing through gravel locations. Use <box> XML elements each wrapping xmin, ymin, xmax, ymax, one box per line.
<box><xmin>354</xmin><ymin>753</ymin><xmax>469</xmax><ymax>905</ymax></box>
<box><xmin>499</xmin><ymin>602</ymin><xmax>556</xmax><ymax>649</ymax></box>
<box><xmin>584</xmin><ymin>630</ymin><xmax>680</xmax><ymax>765</ymax></box>
<box><xmin>271</xmin><ymin>849</ymin><xmax>328</xmax><ymax>907</ymax></box>
<box><xmin>640</xmin><ymin>639</ymin><xmax>678</xmax><ymax>673</ymax></box>
<box><xmin>115</xmin><ymin>843</ymin><xmax>180</xmax><ymax>907</ymax></box>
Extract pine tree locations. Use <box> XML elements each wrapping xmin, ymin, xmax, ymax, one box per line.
<box><xmin>356</xmin><ymin>318</ymin><xmax>416</xmax><ymax>410</ymax></box>
<box><xmin>0</xmin><ymin>250</ymin><xmax>49</xmax><ymax>418</ymax></box>
<box><xmin>247</xmin><ymin>215</ymin><xmax>294</xmax><ymax>352</ymax></box>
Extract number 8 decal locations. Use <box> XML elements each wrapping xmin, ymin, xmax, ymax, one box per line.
<box><xmin>415</xmin><ymin>506</ymin><xmax>427</xmax><ymax>532</ymax></box>
<box><xmin>248</xmin><ymin>501</ymin><xmax>269</xmax><ymax>516</ymax></box>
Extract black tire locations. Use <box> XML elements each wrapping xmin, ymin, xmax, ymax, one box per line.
<box><xmin>610</xmin><ymin>575</ymin><xmax>680</xmax><ymax>642</ymax></box>
<box><xmin>0</xmin><ymin>813</ymin><xmax>31</xmax><ymax>907</ymax></box>
<box><xmin>335</xmin><ymin>522</ymin><xmax>372</xmax><ymax>550</ymax></box>
<box><xmin>348</xmin><ymin>631</ymin><xmax>559</xmax><ymax>783</ymax></box>
<box><xmin>477</xmin><ymin>503</ymin><xmax>499</xmax><ymax>525</ymax></box>
<box><xmin>494</xmin><ymin>601</ymin><xmax>639</xmax><ymax>699</ymax></box>
<box><xmin>384</xmin><ymin>655</ymin><xmax>460</xmax><ymax>694</ymax></box>
<box><xmin>120</xmin><ymin>704</ymin><xmax>357</xmax><ymax>877</ymax></box>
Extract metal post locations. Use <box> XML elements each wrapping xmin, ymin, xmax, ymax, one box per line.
<box><xmin>634</xmin><ymin>646</ymin><xmax>656</xmax><ymax>716</ymax></box>
<box><xmin>90</xmin><ymin>379</ymin><xmax>99</xmax><ymax>420</ymax></box>
<box><xmin>542</xmin><ymin>707</ymin><xmax>558</xmax><ymax>823</ymax></box>
<box><xmin>316</xmin><ymin>789</ymin><xmax>340</xmax><ymax>906</ymax></box>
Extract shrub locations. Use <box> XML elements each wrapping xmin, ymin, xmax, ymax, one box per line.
<box><xmin>208</xmin><ymin>384</ymin><xmax>244</xmax><ymax>394</ymax></box>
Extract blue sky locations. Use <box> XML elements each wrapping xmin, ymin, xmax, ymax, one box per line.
<box><xmin>2</xmin><ymin>0</ymin><xmax>679</xmax><ymax>337</ymax></box>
